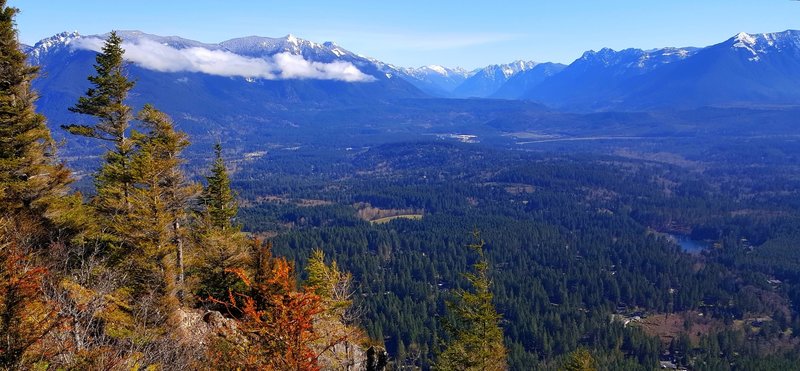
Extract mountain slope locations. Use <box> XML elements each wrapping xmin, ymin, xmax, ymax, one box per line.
<box><xmin>381</xmin><ymin>64</ymin><xmax>472</xmax><ymax>97</ymax></box>
<box><xmin>522</xmin><ymin>47</ymin><xmax>698</xmax><ymax>110</ymax></box>
<box><xmin>27</xmin><ymin>29</ymin><xmax>800</xmax><ymax>117</ymax></box>
<box><xmin>622</xmin><ymin>30</ymin><xmax>800</xmax><ymax>109</ymax></box>
<box><xmin>28</xmin><ymin>30</ymin><xmax>426</xmax><ymax>137</ymax></box>
<box><xmin>492</xmin><ymin>62</ymin><xmax>566</xmax><ymax>99</ymax></box>
<box><xmin>522</xmin><ymin>30</ymin><xmax>800</xmax><ymax>110</ymax></box>
<box><xmin>453</xmin><ymin>61</ymin><xmax>537</xmax><ymax>98</ymax></box>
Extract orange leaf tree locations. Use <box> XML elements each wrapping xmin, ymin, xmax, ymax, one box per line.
<box><xmin>210</xmin><ymin>240</ymin><xmax>323</xmax><ymax>371</ymax></box>
<box><xmin>0</xmin><ymin>243</ymin><xmax>59</xmax><ymax>368</ymax></box>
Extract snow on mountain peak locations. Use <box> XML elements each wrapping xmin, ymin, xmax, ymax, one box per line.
<box><xmin>28</xmin><ymin>31</ymin><xmax>80</xmax><ymax>62</ymax></box>
<box><xmin>424</xmin><ymin>65</ymin><xmax>449</xmax><ymax>75</ymax></box>
<box><xmin>579</xmin><ymin>46</ymin><xmax>698</xmax><ymax>71</ymax></box>
<box><xmin>734</xmin><ymin>32</ymin><xmax>756</xmax><ymax>46</ymax></box>
<box><xmin>659</xmin><ymin>47</ymin><xmax>693</xmax><ymax>58</ymax></box>
<box><xmin>216</xmin><ymin>34</ymin><xmax>341</xmax><ymax>58</ymax></box>
<box><xmin>729</xmin><ymin>31</ymin><xmax>796</xmax><ymax>62</ymax></box>
<box><xmin>32</xmin><ymin>31</ymin><xmax>80</xmax><ymax>49</ymax></box>
<box><xmin>391</xmin><ymin>65</ymin><xmax>471</xmax><ymax>81</ymax></box>
<box><xmin>580</xmin><ymin>48</ymin><xmax>625</xmax><ymax>65</ymax></box>
<box><xmin>731</xmin><ymin>32</ymin><xmax>762</xmax><ymax>61</ymax></box>
<box><xmin>473</xmin><ymin>60</ymin><xmax>536</xmax><ymax>79</ymax></box>
<box><xmin>727</xmin><ymin>30</ymin><xmax>800</xmax><ymax>62</ymax></box>
<box><xmin>29</xmin><ymin>31</ymin><xmax>376</xmax><ymax>82</ymax></box>
<box><xmin>113</xmin><ymin>30</ymin><xmax>218</xmax><ymax>50</ymax></box>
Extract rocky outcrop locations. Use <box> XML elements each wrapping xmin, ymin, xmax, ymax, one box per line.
<box><xmin>174</xmin><ymin>308</ymin><xmax>388</xmax><ymax>370</ymax></box>
<box><xmin>366</xmin><ymin>346</ymin><xmax>388</xmax><ymax>371</ymax></box>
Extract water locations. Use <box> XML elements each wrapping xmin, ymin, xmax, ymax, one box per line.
<box><xmin>667</xmin><ymin>233</ymin><xmax>707</xmax><ymax>254</ymax></box>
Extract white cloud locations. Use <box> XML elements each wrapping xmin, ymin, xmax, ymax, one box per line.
<box><xmin>73</xmin><ymin>37</ymin><xmax>375</xmax><ymax>82</ymax></box>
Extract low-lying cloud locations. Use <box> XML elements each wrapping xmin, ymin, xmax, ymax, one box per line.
<box><xmin>73</xmin><ymin>37</ymin><xmax>375</xmax><ymax>82</ymax></box>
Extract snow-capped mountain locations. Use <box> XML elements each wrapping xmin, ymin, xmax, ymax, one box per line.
<box><xmin>380</xmin><ymin>64</ymin><xmax>472</xmax><ymax>96</ymax></box>
<box><xmin>116</xmin><ymin>30</ymin><xmax>217</xmax><ymax>49</ymax></box>
<box><xmin>728</xmin><ymin>30</ymin><xmax>800</xmax><ymax>62</ymax></box>
<box><xmin>620</xmin><ymin>30</ymin><xmax>800</xmax><ymax>109</ymax></box>
<box><xmin>26</xmin><ymin>31</ymin><xmax>81</xmax><ymax>64</ymax></box>
<box><xmin>23</xmin><ymin>28</ymin><xmax>800</xmax><ymax>116</ymax></box>
<box><xmin>520</xmin><ymin>46</ymin><xmax>698</xmax><ymax>109</ymax></box>
<box><xmin>27</xmin><ymin>30</ymin><xmax>420</xmax><ymax>84</ymax></box>
<box><xmin>25</xmin><ymin>30</ymin><xmax>425</xmax><ymax>140</ymax></box>
<box><xmin>453</xmin><ymin>61</ymin><xmax>537</xmax><ymax>98</ymax></box>
<box><xmin>408</xmin><ymin>65</ymin><xmax>470</xmax><ymax>79</ymax></box>
<box><xmin>519</xmin><ymin>30</ymin><xmax>800</xmax><ymax>110</ymax></box>
<box><xmin>217</xmin><ymin>33</ymin><xmax>378</xmax><ymax>77</ymax></box>
<box><xmin>219</xmin><ymin>34</ymin><xmax>355</xmax><ymax>62</ymax></box>
<box><xmin>576</xmin><ymin>46</ymin><xmax>698</xmax><ymax>72</ymax></box>
<box><xmin>384</xmin><ymin>60</ymin><xmax>546</xmax><ymax>98</ymax></box>
<box><xmin>492</xmin><ymin>62</ymin><xmax>566</xmax><ymax>99</ymax></box>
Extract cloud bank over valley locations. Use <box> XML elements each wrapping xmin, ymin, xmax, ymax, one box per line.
<box><xmin>73</xmin><ymin>37</ymin><xmax>375</xmax><ymax>82</ymax></box>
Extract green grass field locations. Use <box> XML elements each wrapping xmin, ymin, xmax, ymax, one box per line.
<box><xmin>370</xmin><ymin>214</ymin><xmax>424</xmax><ymax>224</ymax></box>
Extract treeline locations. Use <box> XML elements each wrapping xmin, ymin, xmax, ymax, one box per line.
<box><xmin>0</xmin><ymin>4</ymin><xmax>369</xmax><ymax>369</ymax></box>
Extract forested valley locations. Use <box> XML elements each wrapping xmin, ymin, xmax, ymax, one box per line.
<box><xmin>5</xmin><ymin>1</ymin><xmax>800</xmax><ymax>370</ymax></box>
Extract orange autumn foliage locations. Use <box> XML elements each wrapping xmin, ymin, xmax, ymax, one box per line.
<box><xmin>0</xmin><ymin>243</ymin><xmax>59</xmax><ymax>368</ymax></box>
<box><xmin>209</xmin><ymin>240</ymin><xmax>323</xmax><ymax>371</ymax></box>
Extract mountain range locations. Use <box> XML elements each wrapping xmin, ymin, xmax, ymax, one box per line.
<box><xmin>23</xmin><ymin>29</ymin><xmax>800</xmax><ymax>118</ymax></box>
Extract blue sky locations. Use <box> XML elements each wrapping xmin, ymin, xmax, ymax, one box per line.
<box><xmin>10</xmin><ymin>0</ymin><xmax>800</xmax><ymax>69</ymax></box>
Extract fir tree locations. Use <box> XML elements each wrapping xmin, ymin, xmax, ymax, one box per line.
<box><xmin>438</xmin><ymin>231</ymin><xmax>507</xmax><ymax>371</ymax></box>
<box><xmin>124</xmin><ymin>105</ymin><xmax>197</xmax><ymax>312</ymax></box>
<box><xmin>201</xmin><ymin>143</ymin><xmax>238</xmax><ymax>231</ymax></box>
<box><xmin>0</xmin><ymin>0</ymin><xmax>70</xmax><ymax>234</ymax></box>
<box><xmin>561</xmin><ymin>348</ymin><xmax>597</xmax><ymax>371</ymax></box>
<box><xmin>0</xmin><ymin>3</ymin><xmax>66</xmax><ymax>367</ymax></box>
<box><xmin>63</xmin><ymin>31</ymin><xmax>135</xmax><ymax>212</ymax></box>
<box><xmin>194</xmin><ymin>143</ymin><xmax>249</xmax><ymax>307</ymax></box>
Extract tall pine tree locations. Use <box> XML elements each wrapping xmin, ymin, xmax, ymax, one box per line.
<box><xmin>123</xmin><ymin>105</ymin><xmax>197</xmax><ymax>313</ymax></box>
<box><xmin>201</xmin><ymin>143</ymin><xmax>237</xmax><ymax>231</ymax></box>
<box><xmin>63</xmin><ymin>31</ymin><xmax>135</xmax><ymax>213</ymax></box>
<box><xmin>0</xmin><ymin>2</ymin><xmax>67</xmax><ymax>368</ymax></box>
<box><xmin>438</xmin><ymin>231</ymin><xmax>507</xmax><ymax>371</ymax></box>
<box><xmin>0</xmin><ymin>0</ymin><xmax>70</xmax><ymax>236</ymax></box>
<box><xmin>194</xmin><ymin>144</ymin><xmax>250</xmax><ymax>307</ymax></box>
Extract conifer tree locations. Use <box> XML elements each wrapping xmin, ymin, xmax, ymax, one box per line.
<box><xmin>438</xmin><ymin>231</ymin><xmax>507</xmax><ymax>371</ymax></box>
<box><xmin>561</xmin><ymin>348</ymin><xmax>597</xmax><ymax>371</ymax></box>
<box><xmin>194</xmin><ymin>144</ymin><xmax>249</xmax><ymax>306</ymax></box>
<box><xmin>0</xmin><ymin>3</ymin><xmax>66</xmax><ymax>366</ymax></box>
<box><xmin>305</xmin><ymin>249</ymin><xmax>366</xmax><ymax>370</ymax></box>
<box><xmin>63</xmin><ymin>31</ymin><xmax>135</xmax><ymax>212</ymax></box>
<box><xmin>201</xmin><ymin>143</ymin><xmax>237</xmax><ymax>231</ymax></box>
<box><xmin>124</xmin><ymin>105</ymin><xmax>197</xmax><ymax>312</ymax></box>
<box><xmin>0</xmin><ymin>0</ymin><xmax>70</xmax><ymax>234</ymax></box>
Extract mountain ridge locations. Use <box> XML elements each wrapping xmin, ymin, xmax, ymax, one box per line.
<box><xmin>24</xmin><ymin>28</ymin><xmax>800</xmax><ymax>111</ymax></box>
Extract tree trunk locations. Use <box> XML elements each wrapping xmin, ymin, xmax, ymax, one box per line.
<box><xmin>174</xmin><ymin>219</ymin><xmax>185</xmax><ymax>303</ymax></box>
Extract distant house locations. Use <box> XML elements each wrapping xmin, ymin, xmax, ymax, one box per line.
<box><xmin>660</xmin><ymin>360</ymin><xmax>678</xmax><ymax>369</ymax></box>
